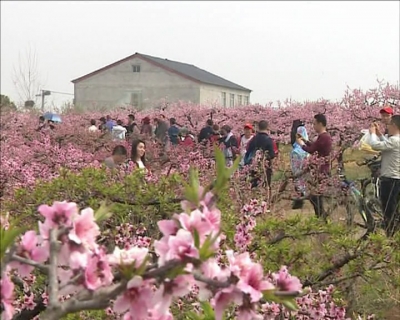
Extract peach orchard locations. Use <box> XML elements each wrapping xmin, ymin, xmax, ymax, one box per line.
<box><xmin>0</xmin><ymin>81</ymin><xmax>399</xmax><ymax>320</ymax></box>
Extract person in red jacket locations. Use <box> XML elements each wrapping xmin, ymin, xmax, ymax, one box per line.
<box><xmin>296</xmin><ymin>113</ymin><xmax>332</xmax><ymax>220</ymax></box>
<box><xmin>179</xmin><ymin>128</ymin><xmax>195</xmax><ymax>147</ymax></box>
<box><xmin>209</xmin><ymin>124</ymin><xmax>221</xmax><ymax>145</ymax></box>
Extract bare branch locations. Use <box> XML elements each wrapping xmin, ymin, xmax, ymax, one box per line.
<box><xmin>11</xmin><ymin>45</ymin><xmax>44</xmax><ymax>104</ymax></box>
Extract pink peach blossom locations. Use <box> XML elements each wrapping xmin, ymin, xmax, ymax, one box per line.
<box><xmin>1</xmin><ymin>273</ymin><xmax>15</xmax><ymax>320</ymax></box>
<box><xmin>68</xmin><ymin>208</ymin><xmax>100</xmax><ymax>249</ymax></box>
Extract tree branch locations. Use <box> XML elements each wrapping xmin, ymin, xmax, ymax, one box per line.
<box><xmin>12</xmin><ymin>296</ymin><xmax>46</xmax><ymax>320</ymax></box>
<box><xmin>109</xmin><ymin>197</ymin><xmax>184</xmax><ymax>206</ymax></box>
<box><xmin>11</xmin><ymin>255</ymin><xmax>49</xmax><ymax>273</ymax></box>
<box><xmin>39</xmin><ymin>281</ymin><xmax>127</xmax><ymax>320</ymax></box>
<box><xmin>302</xmin><ymin>252</ymin><xmax>360</xmax><ymax>287</ymax></box>
<box><xmin>48</xmin><ymin>229</ymin><xmax>60</xmax><ymax>308</ymax></box>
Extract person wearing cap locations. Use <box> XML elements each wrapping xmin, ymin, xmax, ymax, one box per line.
<box><xmin>380</xmin><ymin>106</ymin><xmax>394</xmax><ymax>136</ymax></box>
<box><xmin>239</xmin><ymin>124</ymin><xmax>254</xmax><ymax>166</ymax></box>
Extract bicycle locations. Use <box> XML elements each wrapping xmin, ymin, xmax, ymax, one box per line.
<box><xmin>271</xmin><ymin>145</ymin><xmax>382</xmax><ymax>232</ymax></box>
<box><xmin>336</xmin><ymin>164</ymin><xmax>383</xmax><ymax>231</ymax></box>
<box><xmin>355</xmin><ymin>155</ymin><xmax>383</xmax><ymax>219</ymax></box>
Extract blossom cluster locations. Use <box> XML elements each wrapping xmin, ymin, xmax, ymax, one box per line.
<box><xmin>1</xmin><ymin>188</ymin><xmax>306</xmax><ymax>320</ymax></box>
<box><xmin>234</xmin><ymin>199</ymin><xmax>268</xmax><ymax>252</ymax></box>
<box><xmin>1</xmin><ymin>81</ymin><xmax>398</xmax><ymax>194</ymax></box>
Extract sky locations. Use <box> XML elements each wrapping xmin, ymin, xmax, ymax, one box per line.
<box><xmin>1</xmin><ymin>1</ymin><xmax>399</xmax><ymax>107</ymax></box>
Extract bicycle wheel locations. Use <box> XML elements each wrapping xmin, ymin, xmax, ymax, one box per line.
<box><xmin>365</xmin><ymin>198</ymin><xmax>384</xmax><ymax>225</ymax></box>
<box><xmin>361</xmin><ymin>179</ymin><xmax>384</xmax><ymax>225</ymax></box>
<box><xmin>361</xmin><ymin>179</ymin><xmax>373</xmax><ymax>198</ymax></box>
<box><xmin>344</xmin><ymin>195</ymin><xmax>358</xmax><ymax>227</ymax></box>
<box><xmin>343</xmin><ymin>183</ymin><xmax>374</xmax><ymax>231</ymax></box>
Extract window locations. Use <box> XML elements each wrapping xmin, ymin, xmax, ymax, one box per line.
<box><xmin>238</xmin><ymin>95</ymin><xmax>242</xmax><ymax>106</ymax></box>
<box><xmin>243</xmin><ymin>96</ymin><xmax>249</xmax><ymax>105</ymax></box>
<box><xmin>230</xmin><ymin>94</ymin><xmax>234</xmax><ymax>107</ymax></box>
<box><xmin>221</xmin><ymin>92</ymin><xmax>226</xmax><ymax>107</ymax></box>
<box><xmin>132</xmin><ymin>65</ymin><xmax>141</xmax><ymax>73</ymax></box>
<box><xmin>130</xmin><ymin>92</ymin><xmax>142</xmax><ymax>109</ymax></box>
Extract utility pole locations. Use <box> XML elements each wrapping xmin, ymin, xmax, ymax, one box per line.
<box><xmin>36</xmin><ymin>89</ymin><xmax>73</xmax><ymax>112</ymax></box>
<box><xmin>39</xmin><ymin>90</ymin><xmax>51</xmax><ymax>112</ymax></box>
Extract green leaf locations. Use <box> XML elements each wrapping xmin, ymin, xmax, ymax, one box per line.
<box><xmin>189</xmin><ymin>168</ymin><xmax>200</xmax><ymax>194</ymax></box>
<box><xmin>185</xmin><ymin>311</ymin><xmax>202</xmax><ymax>320</ymax></box>
<box><xmin>136</xmin><ymin>254</ymin><xmax>150</xmax><ymax>276</ymax></box>
<box><xmin>0</xmin><ymin>224</ymin><xmax>26</xmax><ymax>262</ymax></box>
<box><xmin>199</xmin><ymin>231</ymin><xmax>221</xmax><ymax>261</ymax></box>
<box><xmin>212</xmin><ymin>147</ymin><xmax>240</xmax><ymax>196</ymax></box>
<box><xmin>193</xmin><ymin>229</ymin><xmax>200</xmax><ymax>249</ymax></box>
<box><xmin>214</xmin><ymin>146</ymin><xmax>226</xmax><ymax>179</ymax></box>
<box><xmin>166</xmin><ymin>265</ymin><xmax>186</xmax><ymax>279</ymax></box>
<box><xmin>184</xmin><ymin>168</ymin><xmax>200</xmax><ymax>205</ymax></box>
<box><xmin>94</xmin><ymin>201</ymin><xmax>112</xmax><ymax>223</ymax></box>
<box><xmin>227</xmin><ymin>156</ymin><xmax>241</xmax><ymax>177</ymax></box>
<box><xmin>282</xmin><ymin>299</ymin><xmax>298</xmax><ymax>311</ymax></box>
<box><xmin>200</xmin><ymin>301</ymin><xmax>215</xmax><ymax>318</ymax></box>
<box><xmin>263</xmin><ymin>289</ymin><xmax>276</xmax><ymax>301</ymax></box>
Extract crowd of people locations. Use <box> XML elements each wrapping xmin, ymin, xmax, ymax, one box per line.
<box><xmin>94</xmin><ymin>107</ymin><xmax>399</xmax><ymax>236</ymax></box>
<box><xmin>33</xmin><ymin>106</ymin><xmax>397</xmax><ymax>237</ymax></box>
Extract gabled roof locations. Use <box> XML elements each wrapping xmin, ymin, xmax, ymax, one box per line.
<box><xmin>71</xmin><ymin>52</ymin><xmax>251</xmax><ymax>92</ymax></box>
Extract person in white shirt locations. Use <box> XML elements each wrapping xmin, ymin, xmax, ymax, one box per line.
<box><xmin>88</xmin><ymin>119</ymin><xmax>98</xmax><ymax>132</ymax></box>
<box><xmin>369</xmin><ymin>115</ymin><xmax>400</xmax><ymax>237</ymax></box>
<box><xmin>239</xmin><ymin>124</ymin><xmax>254</xmax><ymax>166</ymax></box>
<box><xmin>112</xmin><ymin>120</ymin><xmax>127</xmax><ymax>141</ymax></box>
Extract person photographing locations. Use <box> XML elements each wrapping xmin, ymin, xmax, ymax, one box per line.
<box><xmin>369</xmin><ymin>116</ymin><xmax>400</xmax><ymax>237</ymax></box>
<box><xmin>380</xmin><ymin>106</ymin><xmax>394</xmax><ymax>136</ymax></box>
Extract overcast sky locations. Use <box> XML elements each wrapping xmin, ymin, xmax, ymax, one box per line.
<box><xmin>1</xmin><ymin>1</ymin><xmax>399</xmax><ymax>107</ymax></box>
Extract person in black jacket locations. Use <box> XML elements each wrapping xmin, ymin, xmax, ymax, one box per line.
<box><xmin>198</xmin><ymin>119</ymin><xmax>214</xmax><ymax>144</ymax></box>
<box><xmin>245</xmin><ymin>120</ymin><xmax>276</xmax><ymax>190</ymax></box>
<box><xmin>125</xmin><ymin>114</ymin><xmax>139</xmax><ymax>137</ymax></box>
<box><xmin>219</xmin><ymin>125</ymin><xmax>239</xmax><ymax>166</ymax></box>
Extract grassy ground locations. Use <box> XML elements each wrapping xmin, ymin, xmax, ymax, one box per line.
<box><xmin>271</xmin><ymin>145</ymin><xmax>373</xmax><ymax>222</ymax></box>
<box><xmin>270</xmin><ymin>147</ymin><xmax>400</xmax><ymax>319</ymax></box>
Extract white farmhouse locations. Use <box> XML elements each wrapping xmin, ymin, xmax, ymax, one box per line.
<box><xmin>71</xmin><ymin>52</ymin><xmax>251</xmax><ymax>110</ymax></box>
